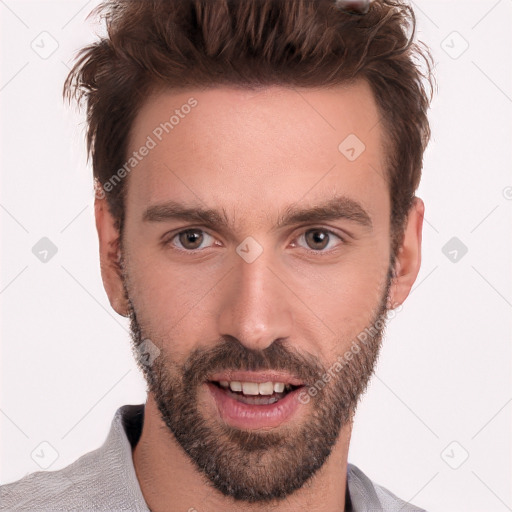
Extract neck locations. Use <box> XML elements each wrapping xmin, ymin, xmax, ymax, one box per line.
<box><xmin>133</xmin><ymin>394</ymin><xmax>352</xmax><ymax>512</ymax></box>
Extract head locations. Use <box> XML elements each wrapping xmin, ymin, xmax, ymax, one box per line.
<box><xmin>64</xmin><ymin>0</ymin><xmax>433</xmax><ymax>504</ymax></box>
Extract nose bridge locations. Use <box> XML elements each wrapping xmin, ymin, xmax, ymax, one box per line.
<box><xmin>217</xmin><ymin>248</ymin><xmax>293</xmax><ymax>351</ymax></box>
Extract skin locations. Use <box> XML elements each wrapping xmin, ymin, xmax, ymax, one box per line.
<box><xmin>95</xmin><ymin>81</ymin><xmax>424</xmax><ymax>512</ymax></box>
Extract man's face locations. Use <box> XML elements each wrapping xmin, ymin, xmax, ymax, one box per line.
<box><xmin>117</xmin><ymin>82</ymin><xmax>395</xmax><ymax>502</ymax></box>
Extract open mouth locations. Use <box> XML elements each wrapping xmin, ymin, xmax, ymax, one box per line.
<box><xmin>208</xmin><ymin>380</ymin><xmax>303</xmax><ymax>405</ymax></box>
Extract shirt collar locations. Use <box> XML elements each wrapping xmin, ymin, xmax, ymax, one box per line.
<box><xmin>109</xmin><ymin>403</ymin><xmax>385</xmax><ymax>512</ymax></box>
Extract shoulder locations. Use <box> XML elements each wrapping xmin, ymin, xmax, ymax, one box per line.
<box><xmin>0</xmin><ymin>404</ymin><xmax>148</xmax><ymax>511</ymax></box>
<box><xmin>347</xmin><ymin>463</ymin><xmax>427</xmax><ymax>512</ymax></box>
<box><xmin>0</xmin><ymin>449</ymin><xmax>114</xmax><ymax>511</ymax></box>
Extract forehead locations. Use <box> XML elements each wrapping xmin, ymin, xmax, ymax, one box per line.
<box><xmin>125</xmin><ymin>82</ymin><xmax>389</xmax><ymax>227</ymax></box>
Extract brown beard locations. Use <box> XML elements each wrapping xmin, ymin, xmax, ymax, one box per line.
<box><xmin>124</xmin><ymin>268</ymin><xmax>392</xmax><ymax>503</ymax></box>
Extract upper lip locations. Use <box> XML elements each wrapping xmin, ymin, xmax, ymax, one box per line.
<box><xmin>208</xmin><ymin>371</ymin><xmax>305</xmax><ymax>386</ymax></box>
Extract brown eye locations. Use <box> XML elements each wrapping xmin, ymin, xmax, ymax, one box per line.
<box><xmin>305</xmin><ymin>229</ymin><xmax>329</xmax><ymax>250</ymax></box>
<box><xmin>172</xmin><ymin>229</ymin><xmax>214</xmax><ymax>250</ymax></box>
<box><xmin>297</xmin><ymin>229</ymin><xmax>344</xmax><ymax>252</ymax></box>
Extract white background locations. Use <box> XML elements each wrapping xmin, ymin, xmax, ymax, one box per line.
<box><xmin>1</xmin><ymin>1</ymin><xmax>511</xmax><ymax>511</ymax></box>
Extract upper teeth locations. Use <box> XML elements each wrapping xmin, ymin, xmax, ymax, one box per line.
<box><xmin>218</xmin><ymin>381</ymin><xmax>290</xmax><ymax>395</ymax></box>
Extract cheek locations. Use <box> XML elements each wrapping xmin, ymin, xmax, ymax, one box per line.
<box><xmin>290</xmin><ymin>243</ymin><xmax>390</xmax><ymax>347</ymax></box>
<box><xmin>124</xmin><ymin>247</ymin><xmax>223</xmax><ymax>339</ymax></box>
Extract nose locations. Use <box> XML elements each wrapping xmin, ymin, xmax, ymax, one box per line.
<box><xmin>217</xmin><ymin>249</ymin><xmax>293</xmax><ymax>351</ymax></box>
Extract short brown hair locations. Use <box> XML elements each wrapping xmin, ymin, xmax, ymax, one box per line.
<box><xmin>64</xmin><ymin>0</ymin><xmax>434</xmax><ymax>260</ymax></box>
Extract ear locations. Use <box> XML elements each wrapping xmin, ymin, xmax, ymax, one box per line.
<box><xmin>95</xmin><ymin>195</ymin><xmax>130</xmax><ymax>317</ymax></box>
<box><xmin>387</xmin><ymin>197</ymin><xmax>424</xmax><ymax>309</ymax></box>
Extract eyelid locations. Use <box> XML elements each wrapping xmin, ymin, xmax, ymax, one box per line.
<box><xmin>163</xmin><ymin>227</ymin><xmax>219</xmax><ymax>251</ymax></box>
<box><xmin>162</xmin><ymin>226</ymin><xmax>215</xmax><ymax>241</ymax></box>
<box><xmin>292</xmin><ymin>226</ymin><xmax>346</xmax><ymax>253</ymax></box>
<box><xmin>163</xmin><ymin>225</ymin><xmax>348</xmax><ymax>252</ymax></box>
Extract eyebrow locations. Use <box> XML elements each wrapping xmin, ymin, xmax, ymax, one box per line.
<box><xmin>142</xmin><ymin>195</ymin><xmax>373</xmax><ymax>231</ymax></box>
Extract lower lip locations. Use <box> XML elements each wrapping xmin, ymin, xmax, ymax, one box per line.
<box><xmin>205</xmin><ymin>382</ymin><xmax>305</xmax><ymax>430</ymax></box>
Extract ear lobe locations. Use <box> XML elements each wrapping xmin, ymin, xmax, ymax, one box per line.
<box><xmin>95</xmin><ymin>196</ymin><xmax>130</xmax><ymax>317</ymax></box>
<box><xmin>387</xmin><ymin>197</ymin><xmax>424</xmax><ymax>309</ymax></box>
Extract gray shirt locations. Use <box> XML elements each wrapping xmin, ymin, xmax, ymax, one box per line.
<box><xmin>1</xmin><ymin>404</ymin><xmax>426</xmax><ymax>511</ymax></box>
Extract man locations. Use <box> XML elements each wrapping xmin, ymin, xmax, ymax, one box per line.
<box><xmin>1</xmin><ymin>0</ymin><xmax>434</xmax><ymax>510</ymax></box>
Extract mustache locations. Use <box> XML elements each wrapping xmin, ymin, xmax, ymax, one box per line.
<box><xmin>180</xmin><ymin>335</ymin><xmax>326</xmax><ymax>389</ymax></box>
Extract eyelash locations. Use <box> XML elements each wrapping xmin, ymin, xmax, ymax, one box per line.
<box><xmin>164</xmin><ymin>227</ymin><xmax>346</xmax><ymax>254</ymax></box>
